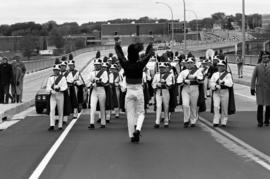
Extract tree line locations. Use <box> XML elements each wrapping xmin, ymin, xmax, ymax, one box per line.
<box><xmin>0</xmin><ymin>12</ymin><xmax>262</xmax><ymax>37</ymax></box>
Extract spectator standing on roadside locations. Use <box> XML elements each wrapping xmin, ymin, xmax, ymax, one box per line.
<box><xmin>251</xmin><ymin>54</ymin><xmax>270</xmax><ymax>127</ymax></box>
<box><xmin>0</xmin><ymin>56</ymin><xmax>3</xmax><ymax>103</ymax></box>
<box><xmin>11</xmin><ymin>58</ymin><xmax>23</xmax><ymax>103</ymax></box>
<box><xmin>0</xmin><ymin>57</ymin><xmax>13</xmax><ymax>103</ymax></box>
<box><xmin>13</xmin><ymin>55</ymin><xmax>26</xmax><ymax>102</ymax></box>
<box><xmin>236</xmin><ymin>54</ymin><xmax>244</xmax><ymax>78</ymax></box>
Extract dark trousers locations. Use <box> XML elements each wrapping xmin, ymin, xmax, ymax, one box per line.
<box><xmin>3</xmin><ymin>84</ymin><xmax>13</xmax><ymax>104</ymax></box>
<box><xmin>0</xmin><ymin>85</ymin><xmax>4</xmax><ymax>103</ymax></box>
<box><xmin>257</xmin><ymin>105</ymin><xmax>270</xmax><ymax>124</ymax></box>
<box><xmin>237</xmin><ymin>63</ymin><xmax>243</xmax><ymax>77</ymax></box>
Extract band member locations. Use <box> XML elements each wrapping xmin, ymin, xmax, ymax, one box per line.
<box><xmin>167</xmin><ymin>63</ymin><xmax>178</xmax><ymax>120</ymax></box>
<box><xmin>251</xmin><ymin>54</ymin><xmax>270</xmax><ymax>127</ymax></box>
<box><xmin>46</xmin><ymin>64</ymin><xmax>68</xmax><ymax>131</ymax></box>
<box><xmin>87</xmin><ymin>59</ymin><xmax>109</xmax><ymax>129</ymax></box>
<box><xmin>115</xmin><ymin>40</ymin><xmax>154</xmax><ymax>143</ymax></box>
<box><xmin>152</xmin><ymin>62</ymin><xmax>174</xmax><ymax>128</ymax></box>
<box><xmin>66</xmin><ymin>60</ymin><xmax>84</xmax><ymax>119</ymax></box>
<box><xmin>101</xmin><ymin>62</ymin><xmax>111</xmax><ymax>122</ymax></box>
<box><xmin>200</xmin><ymin>59</ymin><xmax>211</xmax><ymax>98</ymax></box>
<box><xmin>109</xmin><ymin>64</ymin><xmax>120</xmax><ymax>119</ymax></box>
<box><xmin>177</xmin><ymin>58</ymin><xmax>204</xmax><ymax>128</ymax></box>
<box><xmin>143</xmin><ymin>67</ymin><xmax>151</xmax><ymax>111</ymax></box>
<box><xmin>60</xmin><ymin>61</ymin><xmax>72</xmax><ymax>124</ymax></box>
<box><xmin>210</xmin><ymin>60</ymin><xmax>234</xmax><ymax>127</ymax></box>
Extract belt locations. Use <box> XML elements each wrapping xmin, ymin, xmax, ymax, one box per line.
<box><xmin>190</xmin><ymin>81</ymin><xmax>199</xmax><ymax>85</ymax></box>
<box><xmin>96</xmin><ymin>84</ymin><xmax>104</xmax><ymax>87</ymax></box>
<box><xmin>220</xmin><ymin>86</ymin><xmax>229</xmax><ymax>89</ymax></box>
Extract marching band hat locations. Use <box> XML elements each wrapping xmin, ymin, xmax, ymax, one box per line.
<box><xmin>217</xmin><ymin>60</ymin><xmax>226</xmax><ymax>66</ymax></box>
<box><xmin>94</xmin><ymin>59</ymin><xmax>102</xmax><ymax>65</ymax></box>
<box><xmin>158</xmin><ymin>62</ymin><xmax>166</xmax><ymax>68</ymax></box>
<box><xmin>202</xmin><ymin>59</ymin><xmax>210</xmax><ymax>64</ymax></box>
<box><xmin>53</xmin><ymin>64</ymin><xmax>61</xmax><ymax>70</ymax></box>
<box><xmin>213</xmin><ymin>56</ymin><xmax>220</xmax><ymax>61</ymax></box>
<box><xmin>60</xmin><ymin>61</ymin><xmax>67</xmax><ymax>66</ymax></box>
<box><xmin>102</xmin><ymin>62</ymin><xmax>109</xmax><ymax>67</ymax></box>
<box><xmin>110</xmin><ymin>64</ymin><xmax>117</xmax><ymax>69</ymax></box>
<box><xmin>186</xmin><ymin>57</ymin><xmax>195</xmax><ymax>63</ymax></box>
<box><xmin>68</xmin><ymin>60</ymin><xmax>75</xmax><ymax>65</ymax></box>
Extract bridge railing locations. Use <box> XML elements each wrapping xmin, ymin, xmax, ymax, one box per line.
<box><xmin>23</xmin><ymin>45</ymin><xmax>114</xmax><ymax>74</ymax></box>
<box><xmin>226</xmin><ymin>54</ymin><xmax>259</xmax><ymax>66</ymax></box>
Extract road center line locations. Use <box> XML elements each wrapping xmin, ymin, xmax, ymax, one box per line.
<box><xmin>28</xmin><ymin>113</ymin><xmax>81</xmax><ymax>179</ymax></box>
<box><xmin>199</xmin><ymin>116</ymin><xmax>270</xmax><ymax>171</ymax></box>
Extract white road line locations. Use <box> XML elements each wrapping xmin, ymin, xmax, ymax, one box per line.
<box><xmin>234</xmin><ymin>92</ymin><xmax>256</xmax><ymax>101</ymax></box>
<box><xmin>28</xmin><ymin>113</ymin><xmax>81</xmax><ymax>179</ymax></box>
<box><xmin>199</xmin><ymin>116</ymin><xmax>270</xmax><ymax>171</ymax></box>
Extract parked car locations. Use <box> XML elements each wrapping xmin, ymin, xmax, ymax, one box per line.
<box><xmin>35</xmin><ymin>79</ymin><xmax>50</xmax><ymax>114</ymax></box>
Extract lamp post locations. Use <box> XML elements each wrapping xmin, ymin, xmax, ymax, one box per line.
<box><xmin>242</xmin><ymin>0</ymin><xmax>246</xmax><ymax>61</ymax></box>
<box><xmin>186</xmin><ymin>9</ymin><xmax>199</xmax><ymax>43</ymax></box>
<box><xmin>156</xmin><ymin>2</ymin><xmax>174</xmax><ymax>48</ymax></box>
<box><xmin>182</xmin><ymin>0</ymin><xmax>187</xmax><ymax>53</ymax></box>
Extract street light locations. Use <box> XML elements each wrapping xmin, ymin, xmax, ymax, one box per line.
<box><xmin>242</xmin><ymin>0</ymin><xmax>246</xmax><ymax>61</ymax></box>
<box><xmin>186</xmin><ymin>9</ymin><xmax>199</xmax><ymax>43</ymax></box>
<box><xmin>156</xmin><ymin>2</ymin><xmax>174</xmax><ymax>48</ymax></box>
<box><xmin>182</xmin><ymin>0</ymin><xmax>187</xmax><ymax>53</ymax></box>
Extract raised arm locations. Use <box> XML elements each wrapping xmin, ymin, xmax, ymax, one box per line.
<box><xmin>139</xmin><ymin>43</ymin><xmax>154</xmax><ymax>68</ymax></box>
<box><xmin>114</xmin><ymin>42</ymin><xmax>127</xmax><ymax>67</ymax></box>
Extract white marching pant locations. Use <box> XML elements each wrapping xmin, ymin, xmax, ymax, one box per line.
<box><xmin>115</xmin><ymin>87</ymin><xmax>120</xmax><ymax>117</ymax></box>
<box><xmin>50</xmin><ymin>92</ymin><xmax>64</xmax><ymax>128</ymax></box>
<box><xmin>155</xmin><ymin>89</ymin><xmax>170</xmax><ymax>125</ymax></box>
<box><xmin>90</xmin><ymin>87</ymin><xmax>106</xmax><ymax>125</ymax></box>
<box><xmin>181</xmin><ymin>85</ymin><xmax>199</xmax><ymax>124</ymax></box>
<box><xmin>203</xmin><ymin>78</ymin><xmax>209</xmax><ymax>98</ymax></box>
<box><xmin>125</xmin><ymin>84</ymin><xmax>145</xmax><ymax>138</ymax></box>
<box><xmin>213</xmin><ymin>89</ymin><xmax>229</xmax><ymax>125</ymax></box>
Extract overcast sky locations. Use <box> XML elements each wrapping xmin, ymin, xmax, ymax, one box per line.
<box><xmin>0</xmin><ymin>0</ymin><xmax>269</xmax><ymax>25</ymax></box>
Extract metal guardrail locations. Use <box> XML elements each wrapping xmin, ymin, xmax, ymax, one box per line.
<box><xmin>226</xmin><ymin>54</ymin><xmax>259</xmax><ymax>66</ymax></box>
<box><xmin>23</xmin><ymin>45</ymin><xmax>114</xmax><ymax>74</ymax></box>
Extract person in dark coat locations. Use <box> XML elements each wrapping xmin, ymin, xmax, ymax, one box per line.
<box><xmin>12</xmin><ymin>55</ymin><xmax>26</xmax><ymax>103</ymax></box>
<box><xmin>0</xmin><ymin>57</ymin><xmax>3</xmax><ymax>103</ymax></box>
<box><xmin>251</xmin><ymin>54</ymin><xmax>270</xmax><ymax>127</ymax></box>
<box><xmin>0</xmin><ymin>57</ymin><xmax>13</xmax><ymax>103</ymax></box>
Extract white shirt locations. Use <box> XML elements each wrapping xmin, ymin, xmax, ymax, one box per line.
<box><xmin>109</xmin><ymin>72</ymin><xmax>120</xmax><ymax>86</ymax></box>
<box><xmin>46</xmin><ymin>75</ymin><xmax>68</xmax><ymax>93</ymax></box>
<box><xmin>86</xmin><ymin>70</ymin><xmax>109</xmax><ymax>88</ymax></box>
<box><xmin>177</xmin><ymin>68</ymin><xmax>203</xmax><ymax>84</ymax></box>
<box><xmin>210</xmin><ymin>71</ymin><xmax>233</xmax><ymax>90</ymax></box>
<box><xmin>152</xmin><ymin>72</ymin><xmax>174</xmax><ymax>89</ymax></box>
<box><xmin>66</xmin><ymin>70</ymin><xmax>84</xmax><ymax>86</ymax></box>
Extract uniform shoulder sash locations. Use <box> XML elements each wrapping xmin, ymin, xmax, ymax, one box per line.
<box><xmin>96</xmin><ymin>69</ymin><xmax>105</xmax><ymax>78</ymax></box>
<box><xmin>219</xmin><ymin>71</ymin><xmax>229</xmax><ymax>81</ymax></box>
<box><xmin>162</xmin><ymin>72</ymin><xmax>171</xmax><ymax>81</ymax></box>
<box><xmin>189</xmin><ymin>67</ymin><xmax>198</xmax><ymax>75</ymax></box>
<box><xmin>54</xmin><ymin>75</ymin><xmax>63</xmax><ymax>85</ymax></box>
<box><xmin>71</xmin><ymin>70</ymin><xmax>78</xmax><ymax>77</ymax></box>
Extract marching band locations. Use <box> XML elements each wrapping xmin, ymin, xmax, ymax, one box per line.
<box><xmin>45</xmin><ymin>42</ymin><xmax>236</xmax><ymax>143</ymax></box>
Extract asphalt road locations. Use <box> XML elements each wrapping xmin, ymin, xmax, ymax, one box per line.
<box><xmin>1</xmin><ymin>51</ymin><xmax>270</xmax><ymax>178</ymax></box>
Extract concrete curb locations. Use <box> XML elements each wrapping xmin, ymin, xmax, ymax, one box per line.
<box><xmin>234</xmin><ymin>78</ymin><xmax>251</xmax><ymax>87</ymax></box>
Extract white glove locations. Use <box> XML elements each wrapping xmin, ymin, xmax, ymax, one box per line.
<box><xmin>184</xmin><ymin>79</ymin><xmax>191</xmax><ymax>85</ymax></box>
<box><xmin>51</xmin><ymin>90</ymin><xmax>56</xmax><ymax>95</ymax></box>
<box><xmin>216</xmin><ymin>85</ymin><xmax>221</xmax><ymax>89</ymax></box>
<box><xmin>54</xmin><ymin>85</ymin><xmax>60</xmax><ymax>89</ymax></box>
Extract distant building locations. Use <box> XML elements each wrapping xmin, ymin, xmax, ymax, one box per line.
<box><xmin>213</xmin><ymin>24</ymin><xmax>222</xmax><ymax>31</ymax></box>
<box><xmin>262</xmin><ymin>14</ymin><xmax>270</xmax><ymax>33</ymax></box>
<box><xmin>231</xmin><ymin>22</ymin><xmax>241</xmax><ymax>31</ymax></box>
<box><xmin>101</xmin><ymin>22</ymin><xmax>199</xmax><ymax>44</ymax></box>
